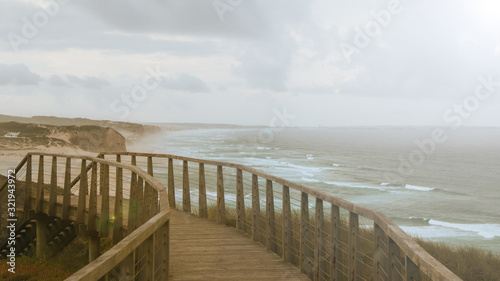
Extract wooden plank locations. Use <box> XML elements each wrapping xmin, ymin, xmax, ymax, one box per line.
<box><xmin>88</xmin><ymin>162</ymin><xmax>98</xmax><ymax>233</ymax></box>
<box><xmin>348</xmin><ymin>212</ymin><xmax>360</xmax><ymax>281</ymax></box>
<box><xmin>389</xmin><ymin>237</ymin><xmax>403</xmax><ymax>281</ymax></box>
<box><xmin>406</xmin><ymin>255</ymin><xmax>421</xmax><ymax>281</ymax></box>
<box><xmin>168</xmin><ymin>210</ymin><xmax>310</xmax><ymax>281</ymax></box>
<box><xmin>236</xmin><ymin>168</ymin><xmax>246</xmax><ymax>232</ymax></box>
<box><xmin>330</xmin><ymin>204</ymin><xmax>342</xmax><ymax>281</ymax></box>
<box><xmin>168</xmin><ymin>158</ymin><xmax>176</xmax><ymax>208</ymax></box>
<box><xmin>314</xmin><ymin>198</ymin><xmax>324</xmax><ymax>281</ymax></box>
<box><xmin>266</xmin><ymin>179</ymin><xmax>276</xmax><ymax>253</ymax></box>
<box><xmin>113</xmin><ymin>156</ymin><xmax>123</xmax><ymax>244</ymax></box>
<box><xmin>48</xmin><ymin>156</ymin><xmax>57</xmax><ymax>217</ymax></box>
<box><xmin>300</xmin><ymin>191</ymin><xmax>310</xmax><ymax>274</ymax></box>
<box><xmin>100</xmin><ymin>164</ymin><xmax>110</xmax><ymax>237</ymax></box>
<box><xmin>282</xmin><ymin>185</ymin><xmax>293</xmax><ymax>264</ymax></box>
<box><xmin>216</xmin><ymin>165</ymin><xmax>225</xmax><ymax>224</ymax></box>
<box><xmin>35</xmin><ymin>155</ymin><xmax>44</xmax><ymax>213</ymax></box>
<box><xmin>62</xmin><ymin>157</ymin><xmax>71</xmax><ymax>221</ymax></box>
<box><xmin>77</xmin><ymin>159</ymin><xmax>88</xmax><ymax>224</ymax></box>
<box><xmin>182</xmin><ymin>160</ymin><xmax>191</xmax><ymax>213</ymax></box>
<box><xmin>199</xmin><ymin>163</ymin><xmax>207</xmax><ymax>218</ymax></box>
<box><xmin>374</xmin><ymin>223</ymin><xmax>388</xmax><ymax>281</ymax></box>
<box><xmin>251</xmin><ymin>174</ymin><xmax>261</xmax><ymax>243</ymax></box>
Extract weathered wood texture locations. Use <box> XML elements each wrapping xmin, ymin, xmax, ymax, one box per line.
<box><xmin>169</xmin><ymin>210</ymin><xmax>309</xmax><ymax>281</ymax></box>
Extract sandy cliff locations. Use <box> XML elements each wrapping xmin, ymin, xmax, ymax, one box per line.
<box><xmin>0</xmin><ymin>122</ymin><xmax>126</xmax><ymax>152</ymax></box>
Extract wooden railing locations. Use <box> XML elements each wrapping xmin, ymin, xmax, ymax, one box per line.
<box><xmin>99</xmin><ymin>152</ymin><xmax>462</xmax><ymax>281</ymax></box>
<box><xmin>0</xmin><ymin>153</ymin><xmax>170</xmax><ymax>280</ymax></box>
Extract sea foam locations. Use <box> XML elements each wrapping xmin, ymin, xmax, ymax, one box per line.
<box><xmin>428</xmin><ymin>220</ymin><xmax>500</xmax><ymax>239</ymax></box>
<box><xmin>405</xmin><ymin>184</ymin><xmax>435</xmax><ymax>191</ymax></box>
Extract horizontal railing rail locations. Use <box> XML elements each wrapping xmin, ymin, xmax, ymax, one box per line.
<box><xmin>101</xmin><ymin>151</ymin><xmax>462</xmax><ymax>281</ymax></box>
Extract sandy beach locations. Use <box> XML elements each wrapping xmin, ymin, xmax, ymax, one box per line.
<box><xmin>0</xmin><ymin>147</ymin><xmax>96</xmax><ymax>175</ymax></box>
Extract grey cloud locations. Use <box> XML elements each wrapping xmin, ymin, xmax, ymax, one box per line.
<box><xmin>0</xmin><ymin>64</ymin><xmax>41</xmax><ymax>85</ymax></box>
<box><xmin>48</xmin><ymin>75</ymin><xmax>69</xmax><ymax>87</ymax></box>
<box><xmin>48</xmin><ymin>74</ymin><xmax>110</xmax><ymax>89</ymax></box>
<box><xmin>161</xmin><ymin>73</ymin><xmax>210</xmax><ymax>93</ymax></box>
<box><xmin>66</xmin><ymin>75</ymin><xmax>110</xmax><ymax>89</ymax></box>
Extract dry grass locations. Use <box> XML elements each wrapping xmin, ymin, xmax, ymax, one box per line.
<box><xmin>416</xmin><ymin>238</ymin><xmax>500</xmax><ymax>281</ymax></box>
<box><xmin>0</xmin><ymin>237</ymin><xmax>113</xmax><ymax>281</ymax></box>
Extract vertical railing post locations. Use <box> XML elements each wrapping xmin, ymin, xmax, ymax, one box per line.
<box><xmin>62</xmin><ymin>158</ymin><xmax>71</xmax><ymax>221</ymax></box>
<box><xmin>147</xmin><ymin>156</ymin><xmax>153</xmax><ymax>175</ymax></box>
<box><xmin>48</xmin><ymin>156</ymin><xmax>57</xmax><ymax>217</ymax></box>
<box><xmin>300</xmin><ymin>192</ymin><xmax>310</xmax><ymax>274</ymax></box>
<box><xmin>88</xmin><ymin>162</ymin><xmax>100</xmax><ymax>262</ymax></box>
<box><xmin>374</xmin><ymin>223</ymin><xmax>388</xmax><ymax>281</ymax></box>
<box><xmin>216</xmin><ymin>165</ymin><xmax>225</xmax><ymax>224</ymax></box>
<box><xmin>348</xmin><ymin>212</ymin><xmax>360</xmax><ymax>281</ymax></box>
<box><xmin>266</xmin><ymin>179</ymin><xmax>276</xmax><ymax>253</ymax></box>
<box><xmin>135</xmin><ymin>177</ymin><xmax>144</xmax><ymax>228</ymax></box>
<box><xmin>113</xmin><ymin>155</ymin><xmax>123</xmax><ymax>243</ymax></box>
<box><xmin>24</xmin><ymin>155</ymin><xmax>32</xmax><ymax>218</ymax></box>
<box><xmin>88</xmin><ymin>162</ymin><xmax>98</xmax><ymax>232</ymax></box>
<box><xmin>405</xmin><ymin>256</ymin><xmax>421</xmax><ymax>281</ymax></box>
<box><xmin>167</xmin><ymin>158</ymin><xmax>175</xmax><ymax>208</ymax></box>
<box><xmin>142</xmin><ymin>183</ymin><xmax>152</xmax><ymax>224</ymax></box>
<box><xmin>139</xmin><ymin>234</ymin><xmax>154</xmax><ymax>281</ymax></box>
<box><xmin>147</xmin><ymin>156</ymin><xmax>159</xmax><ymax>215</ymax></box>
<box><xmin>182</xmin><ymin>160</ymin><xmax>191</xmax><ymax>213</ymax></box>
<box><xmin>282</xmin><ymin>185</ymin><xmax>293</xmax><ymax>264</ymax></box>
<box><xmin>35</xmin><ymin>215</ymin><xmax>48</xmax><ymax>258</ymax></box>
<box><xmin>389</xmin><ymin>237</ymin><xmax>403</xmax><ymax>281</ymax></box>
<box><xmin>236</xmin><ymin>168</ymin><xmax>246</xmax><ymax>232</ymax></box>
<box><xmin>128</xmin><ymin>164</ymin><xmax>138</xmax><ymax>234</ymax></box>
<box><xmin>199</xmin><ymin>163</ymin><xmax>208</xmax><ymax>218</ymax></box>
<box><xmin>330</xmin><ymin>205</ymin><xmax>342</xmax><ymax>281</ymax></box>
<box><xmin>314</xmin><ymin>198</ymin><xmax>324</xmax><ymax>281</ymax></box>
<box><xmin>77</xmin><ymin>159</ymin><xmax>88</xmax><ymax>225</ymax></box>
<box><xmin>153</xmin><ymin>221</ymin><xmax>168</xmax><ymax>280</ymax></box>
<box><xmin>35</xmin><ymin>155</ymin><xmax>44</xmax><ymax>213</ymax></box>
<box><xmin>100</xmin><ymin>164</ymin><xmax>109</xmax><ymax>236</ymax></box>
<box><xmin>251</xmin><ymin>174</ymin><xmax>261</xmax><ymax>242</ymax></box>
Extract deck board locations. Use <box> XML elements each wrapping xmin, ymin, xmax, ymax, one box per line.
<box><xmin>169</xmin><ymin>210</ymin><xmax>310</xmax><ymax>281</ymax></box>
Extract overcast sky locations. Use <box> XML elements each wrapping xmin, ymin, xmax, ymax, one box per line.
<box><xmin>1</xmin><ymin>0</ymin><xmax>499</xmax><ymax>127</ymax></box>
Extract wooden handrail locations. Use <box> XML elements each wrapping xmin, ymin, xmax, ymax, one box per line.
<box><xmin>0</xmin><ymin>154</ymin><xmax>28</xmax><ymax>193</ymax></box>
<box><xmin>100</xmin><ymin>151</ymin><xmax>462</xmax><ymax>281</ymax></box>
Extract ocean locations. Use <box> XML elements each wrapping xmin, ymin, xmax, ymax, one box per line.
<box><xmin>142</xmin><ymin>127</ymin><xmax>500</xmax><ymax>254</ymax></box>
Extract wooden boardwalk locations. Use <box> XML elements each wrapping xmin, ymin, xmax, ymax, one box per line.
<box><xmin>169</xmin><ymin>210</ymin><xmax>310</xmax><ymax>281</ymax></box>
